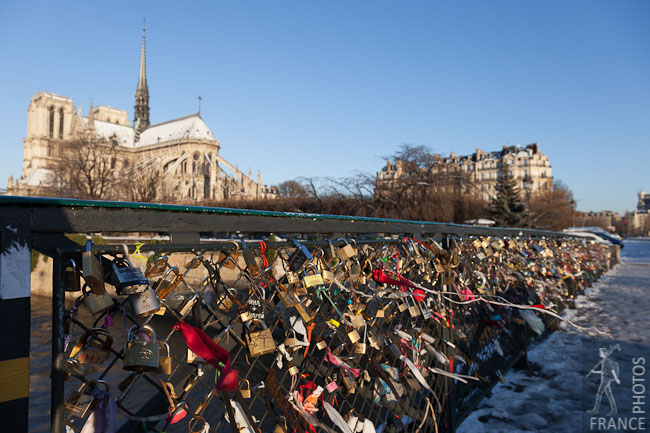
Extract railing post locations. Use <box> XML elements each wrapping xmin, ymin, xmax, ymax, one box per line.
<box><xmin>0</xmin><ymin>215</ymin><xmax>32</xmax><ymax>432</ymax></box>
<box><xmin>51</xmin><ymin>251</ymin><xmax>66</xmax><ymax>433</ymax></box>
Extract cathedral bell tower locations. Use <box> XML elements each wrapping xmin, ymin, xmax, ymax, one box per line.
<box><xmin>134</xmin><ymin>24</ymin><xmax>150</xmax><ymax>137</ymax></box>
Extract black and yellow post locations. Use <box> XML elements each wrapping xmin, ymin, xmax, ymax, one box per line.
<box><xmin>0</xmin><ymin>218</ymin><xmax>31</xmax><ymax>432</ymax></box>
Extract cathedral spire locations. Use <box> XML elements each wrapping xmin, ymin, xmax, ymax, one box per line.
<box><xmin>134</xmin><ymin>22</ymin><xmax>150</xmax><ymax>135</ymax></box>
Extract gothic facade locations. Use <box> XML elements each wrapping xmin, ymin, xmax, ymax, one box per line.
<box><xmin>6</xmin><ymin>28</ymin><xmax>277</xmax><ymax>202</ymax></box>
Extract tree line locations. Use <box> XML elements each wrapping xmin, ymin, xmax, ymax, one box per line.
<box><xmin>47</xmin><ymin>138</ymin><xmax>578</xmax><ymax>230</ymax></box>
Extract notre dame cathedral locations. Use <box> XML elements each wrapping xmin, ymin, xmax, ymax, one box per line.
<box><xmin>6</xmin><ymin>27</ymin><xmax>278</xmax><ymax>202</ymax></box>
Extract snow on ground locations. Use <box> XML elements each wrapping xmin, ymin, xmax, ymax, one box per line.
<box><xmin>457</xmin><ymin>239</ymin><xmax>650</xmax><ymax>433</ymax></box>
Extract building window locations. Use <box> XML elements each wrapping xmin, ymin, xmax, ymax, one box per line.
<box><xmin>48</xmin><ymin>106</ymin><xmax>54</xmax><ymax>138</ymax></box>
<box><xmin>59</xmin><ymin>108</ymin><xmax>64</xmax><ymax>138</ymax></box>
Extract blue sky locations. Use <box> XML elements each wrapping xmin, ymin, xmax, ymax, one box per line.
<box><xmin>1</xmin><ymin>0</ymin><xmax>648</xmax><ymax>214</ymax></box>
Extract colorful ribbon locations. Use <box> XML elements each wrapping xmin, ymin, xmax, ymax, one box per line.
<box><xmin>173</xmin><ymin>322</ymin><xmax>238</xmax><ymax>391</ymax></box>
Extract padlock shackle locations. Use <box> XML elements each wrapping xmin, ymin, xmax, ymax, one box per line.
<box><xmin>245</xmin><ymin>318</ymin><xmax>267</xmax><ymax>330</ymax></box>
<box><xmin>69</xmin><ymin>327</ymin><xmax>113</xmax><ymax>360</ymax></box>
<box><xmin>128</xmin><ymin>325</ymin><xmax>156</xmax><ymax>343</ymax></box>
<box><xmin>159</xmin><ymin>341</ymin><xmax>170</xmax><ymax>356</ymax></box>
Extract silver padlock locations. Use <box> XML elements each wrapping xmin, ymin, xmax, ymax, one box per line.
<box><xmin>82</xmin><ymin>241</ymin><xmax>105</xmax><ymax>294</ymax></box>
<box><xmin>129</xmin><ymin>286</ymin><xmax>161</xmax><ymax>318</ymax></box>
<box><xmin>124</xmin><ymin>325</ymin><xmax>159</xmax><ymax>371</ymax></box>
<box><xmin>82</xmin><ymin>284</ymin><xmax>114</xmax><ymax>315</ymax></box>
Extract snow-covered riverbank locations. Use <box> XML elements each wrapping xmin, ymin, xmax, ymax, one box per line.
<box><xmin>457</xmin><ymin>239</ymin><xmax>650</xmax><ymax>433</ymax></box>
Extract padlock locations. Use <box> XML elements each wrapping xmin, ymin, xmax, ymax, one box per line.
<box><xmin>240</xmin><ymin>379</ymin><xmax>251</xmax><ymax>398</ymax></box>
<box><xmin>124</xmin><ymin>325</ymin><xmax>159</xmax><ymax>371</ymax></box>
<box><xmin>277</xmin><ymin>289</ymin><xmax>298</xmax><ymax>308</ymax></box>
<box><xmin>358</xmin><ymin>272</ymin><xmax>367</xmax><ymax>285</ymax></box>
<box><xmin>321</xmin><ymin>269</ymin><xmax>334</xmax><ymax>283</ymax></box>
<box><xmin>65</xmin><ymin>390</ymin><xmax>95</xmax><ymax>418</ymax></box>
<box><xmin>288</xmin><ymin>364</ymin><xmax>299</xmax><ymax>376</ymax></box>
<box><xmin>406</xmin><ymin>297</ymin><xmax>421</xmax><ymax>317</ymax></box>
<box><xmin>341</xmin><ymin>373</ymin><xmax>356</xmax><ymax>394</ymax></box>
<box><xmin>216</xmin><ymin>288</ymin><xmax>237</xmax><ymax>311</ymax></box>
<box><xmin>64</xmin><ymin>259</ymin><xmax>81</xmax><ymax>292</ymax></box>
<box><xmin>153</xmin><ymin>266</ymin><xmax>182</xmax><ymax>300</ymax></box>
<box><xmin>284</xmin><ymin>330</ymin><xmax>299</xmax><ymax>350</ymax></box>
<box><xmin>81</xmin><ymin>241</ymin><xmax>105</xmax><ymax>294</ymax></box>
<box><xmin>161</xmin><ymin>382</ymin><xmax>188</xmax><ymax>424</ymax></box>
<box><xmin>157</xmin><ymin>342</ymin><xmax>172</xmax><ymax>375</ymax></box>
<box><xmin>442</xmin><ymin>270</ymin><xmax>456</xmax><ymax>285</ymax></box>
<box><xmin>354</xmin><ymin>324</ymin><xmax>367</xmax><ymax>354</ymax></box>
<box><xmin>187</xmin><ymin>348</ymin><xmax>205</xmax><ymax>364</ymax></box>
<box><xmin>347</xmin><ymin>328</ymin><xmax>361</xmax><ymax>344</ymax></box>
<box><xmin>285</xmin><ymin>271</ymin><xmax>299</xmax><ymax>284</ymax></box>
<box><xmin>241</xmin><ymin>239</ymin><xmax>260</xmax><ymax>277</ymax></box>
<box><xmin>69</xmin><ymin>328</ymin><xmax>113</xmax><ymax>364</ymax></box>
<box><xmin>324</xmin><ymin>239</ymin><xmax>338</xmax><ymax>266</ymax></box>
<box><xmin>325</xmin><ymin>376</ymin><xmax>338</xmax><ymax>393</ymax></box>
<box><xmin>245</xmin><ymin>319</ymin><xmax>276</xmax><ymax>357</ymax></box>
<box><xmin>129</xmin><ymin>286</ymin><xmax>161</xmax><ymax>318</ymax></box>
<box><xmin>347</xmin><ymin>313</ymin><xmax>366</xmax><ymax>329</ymax></box>
<box><xmin>287</xmin><ymin>238</ymin><xmax>313</xmax><ymax>272</ymax></box>
<box><xmin>178</xmin><ymin>292</ymin><xmax>200</xmax><ymax>318</ymax></box>
<box><xmin>217</xmin><ymin>241</ymin><xmax>239</xmax><ymax>270</ymax></box>
<box><xmin>302</xmin><ymin>271</ymin><xmax>324</xmax><ymax>288</ymax></box>
<box><xmin>64</xmin><ymin>381</ymin><xmax>107</xmax><ymax>418</ymax></box>
<box><xmin>336</xmin><ymin>238</ymin><xmax>356</xmax><ymax>261</ymax></box>
<box><xmin>145</xmin><ymin>256</ymin><xmax>168</xmax><ymax>278</ymax></box>
<box><xmin>110</xmin><ymin>257</ymin><xmax>149</xmax><ymax>295</ymax></box>
<box><xmin>82</xmin><ymin>284</ymin><xmax>115</xmax><ymax>315</ymax></box>
<box><xmin>316</xmin><ymin>340</ymin><xmax>327</xmax><ymax>350</ymax></box>
<box><xmin>427</xmin><ymin>239</ymin><xmax>443</xmax><ymax>254</ymax></box>
<box><xmin>184</xmin><ymin>254</ymin><xmax>202</xmax><ymax>270</ymax></box>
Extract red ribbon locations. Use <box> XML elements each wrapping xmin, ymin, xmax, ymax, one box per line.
<box><xmin>173</xmin><ymin>322</ymin><xmax>238</xmax><ymax>391</ymax></box>
<box><xmin>372</xmin><ymin>269</ymin><xmax>416</xmax><ymax>290</ymax></box>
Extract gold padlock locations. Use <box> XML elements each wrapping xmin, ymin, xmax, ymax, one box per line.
<box><xmin>217</xmin><ymin>241</ymin><xmax>239</xmax><ymax>269</ymax></box>
<box><xmin>157</xmin><ymin>342</ymin><xmax>172</xmax><ymax>375</ymax></box>
<box><xmin>65</xmin><ymin>390</ymin><xmax>95</xmax><ymax>418</ymax></box>
<box><xmin>336</xmin><ymin>238</ymin><xmax>356</xmax><ymax>261</ymax></box>
<box><xmin>347</xmin><ymin>329</ymin><xmax>361</xmax><ymax>344</ymax></box>
<box><xmin>216</xmin><ymin>288</ymin><xmax>237</xmax><ymax>311</ymax></box>
<box><xmin>240</xmin><ymin>379</ymin><xmax>251</xmax><ymax>399</ymax></box>
<box><xmin>245</xmin><ymin>320</ymin><xmax>276</xmax><ymax>357</ymax></box>
<box><xmin>69</xmin><ymin>328</ymin><xmax>113</xmax><ymax>365</ymax></box>
<box><xmin>342</xmin><ymin>374</ymin><xmax>356</xmax><ymax>394</ymax></box>
<box><xmin>354</xmin><ymin>325</ymin><xmax>367</xmax><ymax>354</ymax></box>
<box><xmin>288</xmin><ymin>364</ymin><xmax>299</xmax><ymax>376</ymax></box>
<box><xmin>283</xmin><ymin>330</ymin><xmax>299</xmax><ymax>350</ymax></box>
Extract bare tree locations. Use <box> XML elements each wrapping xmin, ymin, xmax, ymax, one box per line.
<box><xmin>50</xmin><ymin>134</ymin><xmax>119</xmax><ymax>199</ymax></box>
<box><xmin>529</xmin><ymin>180</ymin><xmax>577</xmax><ymax>230</ymax></box>
<box><xmin>116</xmin><ymin>159</ymin><xmax>173</xmax><ymax>203</ymax></box>
<box><xmin>277</xmin><ymin>180</ymin><xmax>308</xmax><ymax>198</ymax></box>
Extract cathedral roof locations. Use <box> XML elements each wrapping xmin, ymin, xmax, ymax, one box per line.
<box><xmin>136</xmin><ymin>113</ymin><xmax>216</xmax><ymax>147</ymax></box>
<box><xmin>80</xmin><ymin>113</ymin><xmax>216</xmax><ymax>148</ymax></box>
<box><xmin>93</xmin><ymin>119</ymin><xmax>135</xmax><ymax>147</ymax></box>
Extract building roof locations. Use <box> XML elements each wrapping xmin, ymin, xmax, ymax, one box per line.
<box><xmin>80</xmin><ymin>113</ymin><xmax>216</xmax><ymax>148</ymax></box>
<box><xmin>93</xmin><ymin>119</ymin><xmax>135</xmax><ymax>147</ymax></box>
<box><xmin>23</xmin><ymin>167</ymin><xmax>54</xmax><ymax>187</ymax></box>
<box><xmin>137</xmin><ymin>114</ymin><xmax>215</xmax><ymax>147</ymax></box>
